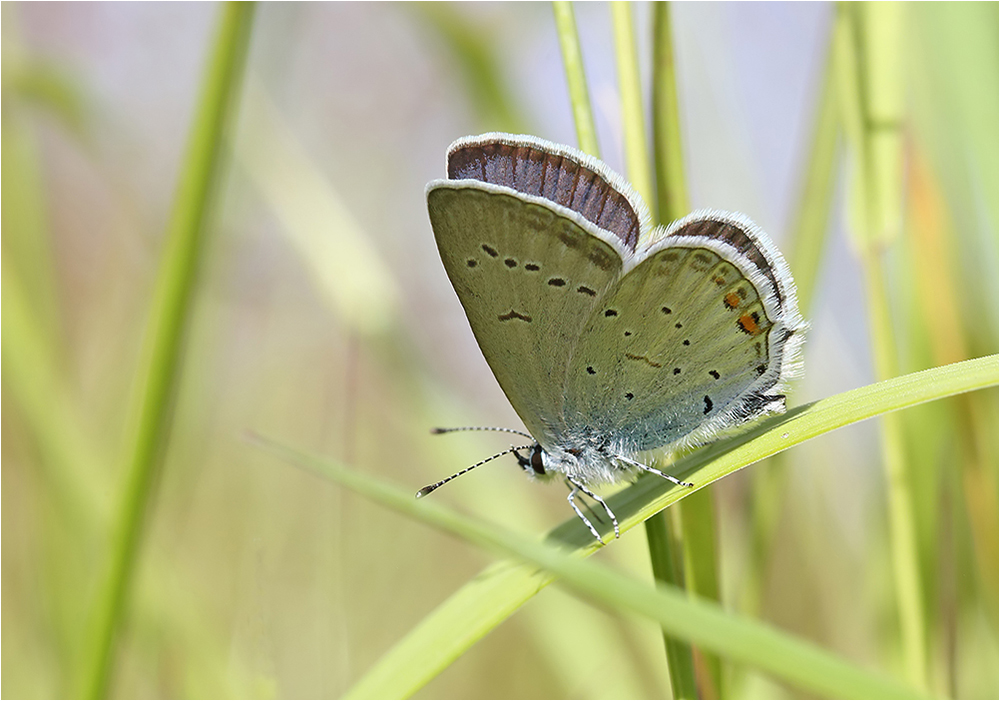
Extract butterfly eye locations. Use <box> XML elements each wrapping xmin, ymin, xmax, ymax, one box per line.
<box><xmin>530</xmin><ymin>446</ymin><xmax>545</xmax><ymax>475</ymax></box>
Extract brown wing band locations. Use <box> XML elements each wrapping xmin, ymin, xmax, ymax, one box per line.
<box><xmin>448</xmin><ymin>141</ymin><xmax>640</xmax><ymax>252</ymax></box>
<box><xmin>671</xmin><ymin>218</ymin><xmax>784</xmax><ymax>304</ymax></box>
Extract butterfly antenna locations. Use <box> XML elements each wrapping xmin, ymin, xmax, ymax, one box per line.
<box><xmin>416</xmin><ymin>444</ymin><xmax>533</xmax><ymax>498</ymax></box>
<box><xmin>431</xmin><ymin>426</ymin><xmax>533</xmax><ymax>440</ymax></box>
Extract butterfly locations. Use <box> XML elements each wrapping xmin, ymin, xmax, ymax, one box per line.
<box><xmin>419</xmin><ymin>133</ymin><xmax>806</xmax><ymax>543</ymax></box>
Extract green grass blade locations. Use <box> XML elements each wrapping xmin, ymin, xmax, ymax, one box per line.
<box><xmin>252</xmin><ymin>435</ymin><xmax>926</xmax><ymax>701</ymax></box>
<box><xmin>741</xmin><ymin>7</ymin><xmax>841</xmax><ymax>632</ymax></box>
<box><xmin>1</xmin><ymin>260</ymin><xmax>110</xmax><ymax>532</ymax></box>
<box><xmin>644</xmin><ymin>513</ymin><xmax>697</xmax><ymax>699</ymax></box>
<box><xmin>236</xmin><ymin>79</ymin><xmax>400</xmax><ymax>337</ymax></box>
<box><xmin>651</xmin><ymin>2</ymin><xmax>689</xmax><ymax>223</ymax></box>
<box><xmin>611</xmin><ymin>1</ymin><xmax>654</xmax><ymax>214</ymax></box>
<box><xmin>552</xmin><ymin>1</ymin><xmax>599</xmax><ymax>157</ymax></box>
<box><xmin>674</xmin><ymin>491</ymin><xmax>723</xmax><ymax>696</ymax></box>
<box><xmin>649</xmin><ymin>5</ymin><xmax>722</xmax><ymax>695</ymax></box>
<box><xmin>614</xmin><ymin>7</ymin><xmax>700</xmax><ymax>692</ymax></box>
<box><xmin>836</xmin><ymin>2</ymin><xmax>928</xmax><ymax>689</ymax></box>
<box><xmin>270</xmin><ymin>429</ymin><xmax>921</xmax><ymax>699</ymax></box>
<box><xmin>409</xmin><ymin>3</ymin><xmax>528</xmax><ymax>134</ymax></box>
<box><xmin>303</xmin><ymin>356</ymin><xmax>997</xmax><ymax>698</ymax></box>
<box><xmin>785</xmin><ymin>23</ymin><xmax>840</xmax><ymax>314</ymax></box>
<box><xmin>76</xmin><ymin>4</ymin><xmax>256</xmax><ymax>696</ymax></box>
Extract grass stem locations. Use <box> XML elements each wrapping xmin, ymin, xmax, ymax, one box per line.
<box><xmin>76</xmin><ymin>4</ymin><xmax>255</xmax><ymax>696</ymax></box>
<box><xmin>552</xmin><ymin>1</ymin><xmax>600</xmax><ymax>157</ymax></box>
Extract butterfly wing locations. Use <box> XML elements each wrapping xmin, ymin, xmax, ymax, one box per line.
<box><xmin>427</xmin><ymin>134</ymin><xmax>650</xmax><ymax>448</ymax></box>
<box><xmin>563</xmin><ymin>211</ymin><xmax>806</xmax><ymax>453</ymax></box>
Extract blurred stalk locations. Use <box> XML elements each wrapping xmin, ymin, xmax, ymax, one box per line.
<box><xmin>76</xmin><ymin>4</ymin><xmax>255</xmax><ymax>696</ymax></box>
<box><xmin>1</xmin><ymin>110</ymin><xmax>62</xmax><ymax>352</ymax></box>
<box><xmin>908</xmin><ymin>151</ymin><xmax>999</xmax><ymax>631</ymax></box>
<box><xmin>553</xmin><ymin>1</ymin><xmax>600</xmax><ymax>157</ymax></box>
<box><xmin>644</xmin><ymin>516</ymin><xmax>697</xmax><ymax>699</ymax></box>
<box><xmin>1</xmin><ymin>261</ymin><xmax>110</xmax><ymax>532</ymax></box>
<box><xmin>651</xmin><ymin>3</ymin><xmax>688</xmax><ymax>227</ymax></box>
<box><xmin>611</xmin><ymin>2</ymin><xmax>654</xmax><ymax>218</ymax></box>
<box><xmin>236</xmin><ymin>79</ymin><xmax>400</xmax><ymax>337</ymax></box>
<box><xmin>2</xmin><ymin>32</ymin><xmax>112</xmax><ymax>688</ymax></box>
<box><xmin>784</xmin><ymin>32</ymin><xmax>840</xmax><ymax>316</ymax></box>
<box><xmin>742</xmin><ymin>9</ymin><xmax>841</xmax><ymax>622</ymax></box>
<box><xmin>616</xmin><ymin>3</ymin><xmax>696</xmax><ymax>695</ymax></box>
<box><xmin>649</xmin><ymin>4</ymin><xmax>722</xmax><ymax>697</ymax></box>
<box><xmin>835</xmin><ymin>2</ymin><xmax>928</xmax><ymax>691</ymax></box>
<box><xmin>1</xmin><ymin>83</ymin><xmax>110</xmax><ymax>532</ymax></box>
<box><xmin>410</xmin><ymin>3</ymin><xmax>528</xmax><ymax>134</ymax></box>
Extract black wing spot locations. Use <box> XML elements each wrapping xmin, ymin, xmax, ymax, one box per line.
<box><xmin>504</xmin><ymin>258</ymin><xmax>517</xmax><ymax>268</ymax></box>
<box><xmin>548</xmin><ymin>278</ymin><xmax>567</xmax><ymax>287</ymax></box>
<box><xmin>625</xmin><ymin>392</ymin><xmax>634</xmax><ymax>400</ymax></box>
<box><xmin>466</xmin><ymin>259</ymin><xmax>478</xmax><ymax>268</ymax></box>
<box><xmin>577</xmin><ymin>285</ymin><xmax>596</xmax><ymax>296</ymax></box>
<box><xmin>624</xmin><ymin>331</ymin><xmax>632</xmax><ymax>337</ymax></box>
<box><xmin>498</xmin><ymin>310</ymin><xmax>532</xmax><ymax>322</ymax></box>
<box><xmin>675</xmin><ymin>322</ymin><xmax>683</xmax><ymax>329</ymax></box>
<box><xmin>673</xmin><ymin>367</ymin><xmax>681</xmax><ymax>375</ymax></box>
<box><xmin>604</xmin><ymin>309</ymin><xmax>618</xmax><ymax>317</ymax></box>
<box><xmin>661</xmin><ymin>306</ymin><xmax>672</xmax><ymax>315</ymax></box>
<box><xmin>481</xmin><ymin>244</ymin><xmax>498</xmax><ymax>257</ymax></box>
<box><xmin>625</xmin><ymin>353</ymin><xmax>661</xmax><ymax>368</ymax></box>
<box><xmin>682</xmin><ymin>339</ymin><xmax>690</xmax><ymax>346</ymax></box>
<box><xmin>709</xmin><ymin>370</ymin><xmax>720</xmax><ymax>379</ymax></box>
<box><xmin>703</xmin><ymin>395</ymin><xmax>713</xmax><ymax>414</ymax></box>
<box><xmin>525</xmin><ymin>263</ymin><xmax>540</xmax><ymax>271</ymax></box>
<box><xmin>586</xmin><ymin>366</ymin><xmax>596</xmax><ymax>375</ymax></box>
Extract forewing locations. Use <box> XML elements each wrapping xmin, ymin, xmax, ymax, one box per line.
<box><xmin>428</xmin><ymin>184</ymin><xmax>624</xmax><ymax>445</ymax></box>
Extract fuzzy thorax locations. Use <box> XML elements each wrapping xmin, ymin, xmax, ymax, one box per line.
<box><xmin>518</xmin><ymin>439</ymin><xmax>640</xmax><ymax>487</ymax></box>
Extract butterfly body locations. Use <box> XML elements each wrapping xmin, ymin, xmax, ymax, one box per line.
<box><xmin>424</xmin><ymin>133</ymin><xmax>806</xmax><ymax>540</ymax></box>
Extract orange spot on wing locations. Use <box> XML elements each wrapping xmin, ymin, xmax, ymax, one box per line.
<box><xmin>738</xmin><ymin>314</ymin><xmax>760</xmax><ymax>335</ymax></box>
<box><xmin>724</xmin><ymin>292</ymin><xmax>741</xmax><ymax>309</ymax></box>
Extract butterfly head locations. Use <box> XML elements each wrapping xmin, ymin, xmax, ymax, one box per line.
<box><xmin>513</xmin><ymin>439</ymin><xmax>628</xmax><ymax>487</ymax></box>
<box><xmin>513</xmin><ymin>444</ymin><xmax>547</xmax><ymax>479</ymax></box>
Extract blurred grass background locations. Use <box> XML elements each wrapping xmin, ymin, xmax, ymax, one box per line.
<box><xmin>2</xmin><ymin>2</ymin><xmax>996</xmax><ymax>698</ymax></box>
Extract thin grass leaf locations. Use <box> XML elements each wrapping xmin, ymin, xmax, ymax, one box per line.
<box><xmin>236</xmin><ymin>79</ymin><xmax>400</xmax><ymax>337</ymax></box>
<box><xmin>409</xmin><ymin>3</ymin><xmax>528</xmax><ymax>134</ymax></box>
<box><xmin>836</xmin><ymin>2</ymin><xmax>928</xmax><ymax>689</ymax></box>
<box><xmin>614</xmin><ymin>8</ymin><xmax>699</xmax><ymax>694</ymax></box>
<box><xmin>742</xmin><ymin>8</ymin><xmax>841</xmax><ymax>625</ymax></box>
<box><xmin>1</xmin><ymin>60</ymin><xmax>66</xmax><ymax>356</ymax></box>
<box><xmin>315</xmin><ymin>356</ymin><xmax>997</xmax><ymax>698</ymax></box>
<box><xmin>906</xmin><ymin>75</ymin><xmax>999</xmax><ymax>640</ymax></box>
<box><xmin>552</xmin><ymin>1</ymin><xmax>599</xmax><ymax>157</ymax></box>
<box><xmin>1</xmin><ymin>261</ymin><xmax>110</xmax><ymax>532</ymax></box>
<box><xmin>644</xmin><ymin>512</ymin><xmax>697</xmax><ymax>699</ymax></box>
<box><xmin>648</xmin><ymin>5</ymin><xmax>723</xmax><ymax>695</ymax></box>
<box><xmin>651</xmin><ymin>2</ymin><xmax>688</xmax><ymax>224</ymax></box>
<box><xmin>76</xmin><ymin>5</ymin><xmax>255</xmax><ymax>696</ymax></box>
<box><xmin>611</xmin><ymin>1</ymin><xmax>654</xmax><ymax>215</ymax></box>
<box><xmin>785</xmin><ymin>25</ymin><xmax>840</xmax><ymax>315</ymax></box>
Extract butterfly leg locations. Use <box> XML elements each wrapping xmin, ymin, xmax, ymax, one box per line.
<box><xmin>617</xmin><ymin>455</ymin><xmax>694</xmax><ymax>488</ymax></box>
<box><xmin>567</xmin><ymin>477</ymin><xmax>620</xmax><ymax>540</ymax></box>
<box><xmin>565</xmin><ymin>479</ymin><xmax>605</xmax><ymax>543</ymax></box>
<box><xmin>564</xmin><ymin>478</ymin><xmax>604</xmax><ymax>526</ymax></box>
